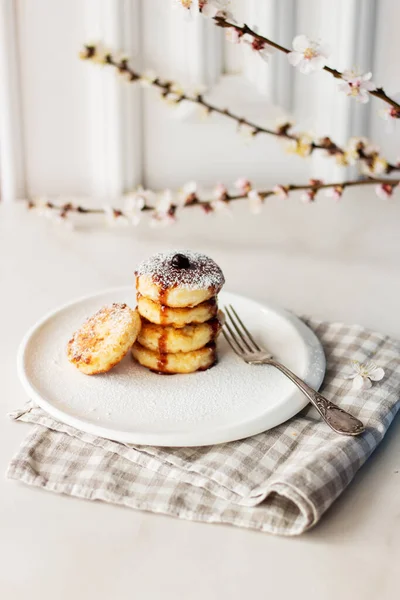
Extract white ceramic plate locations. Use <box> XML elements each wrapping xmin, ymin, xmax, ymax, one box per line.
<box><xmin>17</xmin><ymin>288</ymin><xmax>325</xmax><ymax>447</ymax></box>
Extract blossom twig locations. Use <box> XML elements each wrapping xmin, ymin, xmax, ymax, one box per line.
<box><xmin>80</xmin><ymin>45</ymin><xmax>400</xmax><ymax>174</ymax></box>
<box><xmin>213</xmin><ymin>17</ymin><xmax>400</xmax><ymax>115</ymax></box>
<box><xmin>26</xmin><ymin>175</ymin><xmax>400</xmax><ymax>228</ymax></box>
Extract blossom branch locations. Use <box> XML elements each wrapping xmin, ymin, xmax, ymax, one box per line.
<box><xmin>26</xmin><ymin>175</ymin><xmax>400</xmax><ymax>228</ymax></box>
<box><xmin>80</xmin><ymin>45</ymin><xmax>400</xmax><ymax>175</ymax></box>
<box><xmin>213</xmin><ymin>16</ymin><xmax>400</xmax><ymax>116</ymax></box>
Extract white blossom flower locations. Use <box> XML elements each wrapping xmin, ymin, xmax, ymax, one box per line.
<box><xmin>32</xmin><ymin>197</ymin><xmax>54</xmax><ymax>219</ymax></box>
<box><xmin>226</xmin><ymin>27</ymin><xmax>242</xmax><ymax>44</ymax></box>
<box><xmin>379</xmin><ymin>93</ymin><xmax>400</xmax><ymax>131</ymax></box>
<box><xmin>379</xmin><ymin>104</ymin><xmax>400</xmax><ymax>121</ymax></box>
<box><xmin>243</xmin><ymin>34</ymin><xmax>275</xmax><ymax>62</ymax></box>
<box><xmin>156</xmin><ymin>189</ymin><xmax>174</xmax><ymax>213</ymax></box>
<box><xmin>285</xmin><ymin>133</ymin><xmax>313</xmax><ymax>157</ymax></box>
<box><xmin>53</xmin><ymin>212</ymin><xmax>75</xmax><ymax>230</ymax></box>
<box><xmin>234</xmin><ymin>177</ymin><xmax>252</xmax><ymax>194</ymax></box>
<box><xmin>213</xmin><ymin>183</ymin><xmax>228</xmax><ymax>201</ymax></box>
<box><xmin>361</xmin><ymin>156</ymin><xmax>388</xmax><ymax>176</ymax></box>
<box><xmin>211</xmin><ymin>183</ymin><xmax>231</xmax><ymax>213</ymax></box>
<box><xmin>211</xmin><ymin>198</ymin><xmax>231</xmax><ymax>214</ymax></box>
<box><xmin>198</xmin><ymin>105</ymin><xmax>212</xmax><ymax>120</ymax></box>
<box><xmin>162</xmin><ymin>84</ymin><xmax>185</xmax><ymax>105</ymax></box>
<box><xmin>89</xmin><ymin>45</ymin><xmax>112</xmax><ymax>66</ymax></box>
<box><xmin>338</xmin><ymin>69</ymin><xmax>376</xmax><ymax>104</ymax></box>
<box><xmin>150</xmin><ymin>212</ymin><xmax>176</xmax><ymax>228</ymax></box>
<box><xmin>272</xmin><ymin>184</ymin><xmax>289</xmax><ymax>200</ymax></box>
<box><xmin>247</xmin><ymin>189</ymin><xmax>263</xmax><ymax>214</ymax></box>
<box><xmin>300</xmin><ymin>190</ymin><xmax>316</xmax><ymax>203</ymax></box>
<box><xmin>343</xmin><ymin>136</ymin><xmax>368</xmax><ymax>165</ymax></box>
<box><xmin>274</xmin><ymin>117</ymin><xmax>295</xmax><ymax>135</ymax></box>
<box><xmin>200</xmin><ymin>0</ymin><xmax>233</xmax><ymax>20</ymax></box>
<box><xmin>171</xmin><ymin>100</ymin><xmax>198</xmax><ymax>120</ymax></box>
<box><xmin>288</xmin><ymin>35</ymin><xmax>329</xmax><ymax>74</ymax></box>
<box><xmin>103</xmin><ymin>205</ymin><xmax>129</xmax><ymax>227</ymax></box>
<box><xmin>325</xmin><ymin>185</ymin><xmax>343</xmax><ymax>201</ymax></box>
<box><xmin>150</xmin><ymin>190</ymin><xmax>176</xmax><ymax>226</ymax></box>
<box><xmin>139</xmin><ymin>70</ymin><xmax>157</xmax><ymax>88</ymax></box>
<box><xmin>178</xmin><ymin>181</ymin><xmax>198</xmax><ymax>206</ymax></box>
<box><xmin>375</xmin><ymin>183</ymin><xmax>394</xmax><ymax>200</ymax></box>
<box><xmin>172</xmin><ymin>0</ymin><xmax>198</xmax><ymax>18</ymax></box>
<box><xmin>173</xmin><ymin>0</ymin><xmax>232</xmax><ymax>20</ymax></box>
<box><xmin>238</xmin><ymin>123</ymin><xmax>256</xmax><ymax>141</ymax></box>
<box><xmin>342</xmin><ymin>137</ymin><xmax>381</xmax><ymax>167</ymax></box>
<box><xmin>78</xmin><ymin>43</ymin><xmax>97</xmax><ymax>61</ymax></box>
<box><xmin>124</xmin><ymin>186</ymin><xmax>153</xmax><ymax>225</ymax></box>
<box><xmin>345</xmin><ymin>360</ymin><xmax>385</xmax><ymax>390</ymax></box>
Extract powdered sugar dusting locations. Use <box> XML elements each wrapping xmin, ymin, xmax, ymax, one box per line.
<box><xmin>67</xmin><ymin>303</ymin><xmax>135</xmax><ymax>361</ymax></box>
<box><xmin>136</xmin><ymin>250</ymin><xmax>225</xmax><ymax>292</ymax></box>
<box><xmin>20</xmin><ymin>288</ymin><xmax>325</xmax><ymax>445</ymax></box>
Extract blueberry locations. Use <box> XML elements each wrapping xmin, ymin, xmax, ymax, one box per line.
<box><xmin>171</xmin><ymin>253</ymin><xmax>190</xmax><ymax>269</ymax></box>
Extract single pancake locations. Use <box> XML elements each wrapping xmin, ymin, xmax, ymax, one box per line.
<box><xmin>138</xmin><ymin>316</ymin><xmax>222</xmax><ymax>354</ymax></box>
<box><xmin>67</xmin><ymin>303</ymin><xmax>141</xmax><ymax>375</ymax></box>
<box><xmin>137</xmin><ymin>295</ymin><xmax>218</xmax><ymax>327</ymax></box>
<box><xmin>132</xmin><ymin>342</ymin><xmax>216</xmax><ymax>374</ymax></box>
<box><xmin>135</xmin><ymin>250</ymin><xmax>225</xmax><ymax>308</ymax></box>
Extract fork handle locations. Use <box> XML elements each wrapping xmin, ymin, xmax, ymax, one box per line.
<box><xmin>266</xmin><ymin>360</ymin><xmax>365</xmax><ymax>436</ymax></box>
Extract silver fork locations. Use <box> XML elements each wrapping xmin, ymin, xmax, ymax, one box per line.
<box><xmin>223</xmin><ymin>305</ymin><xmax>365</xmax><ymax>436</ymax></box>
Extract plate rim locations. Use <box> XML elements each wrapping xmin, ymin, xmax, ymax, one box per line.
<box><xmin>17</xmin><ymin>286</ymin><xmax>326</xmax><ymax>447</ymax></box>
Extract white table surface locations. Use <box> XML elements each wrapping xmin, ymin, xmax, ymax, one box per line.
<box><xmin>1</xmin><ymin>199</ymin><xmax>399</xmax><ymax>600</ymax></box>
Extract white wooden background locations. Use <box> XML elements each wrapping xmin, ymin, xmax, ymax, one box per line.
<box><xmin>1</xmin><ymin>0</ymin><xmax>400</xmax><ymax>204</ymax></box>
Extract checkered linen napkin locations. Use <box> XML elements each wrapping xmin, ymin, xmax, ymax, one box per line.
<box><xmin>7</xmin><ymin>319</ymin><xmax>400</xmax><ymax>536</ymax></box>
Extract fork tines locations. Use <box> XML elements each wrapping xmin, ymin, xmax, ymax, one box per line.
<box><xmin>222</xmin><ymin>304</ymin><xmax>261</xmax><ymax>355</ymax></box>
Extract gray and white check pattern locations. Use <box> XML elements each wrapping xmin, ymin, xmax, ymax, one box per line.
<box><xmin>7</xmin><ymin>319</ymin><xmax>400</xmax><ymax>535</ymax></box>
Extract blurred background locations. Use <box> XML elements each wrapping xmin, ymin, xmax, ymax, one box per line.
<box><xmin>1</xmin><ymin>0</ymin><xmax>400</xmax><ymax>253</ymax></box>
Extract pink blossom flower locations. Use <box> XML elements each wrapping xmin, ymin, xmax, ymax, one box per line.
<box><xmin>338</xmin><ymin>70</ymin><xmax>376</xmax><ymax>104</ymax></box>
<box><xmin>288</xmin><ymin>35</ymin><xmax>330</xmax><ymax>74</ymax></box>
<box><xmin>375</xmin><ymin>183</ymin><xmax>394</xmax><ymax>200</ymax></box>
<box><xmin>325</xmin><ymin>186</ymin><xmax>343</xmax><ymax>201</ymax></box>
<box><xmin>234</xmin><ymin>177</ymin><xmax>252</xmax><ymax>194</ymax></box>
<box><xmin>247</xmin><ymin>190</ymin><xmax>263</xmax><ymax>214</ymax></box>
<box><xmin>272</xmin><ymin>184</ymin><xmax>289</xmax><ymax>200</ymax></box>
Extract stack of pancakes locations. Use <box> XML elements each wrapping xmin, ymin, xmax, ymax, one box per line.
<box><xmin>132</xmin><ymin>250</ymin><xmax>225</xmax><ymax>374</ymax></box>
